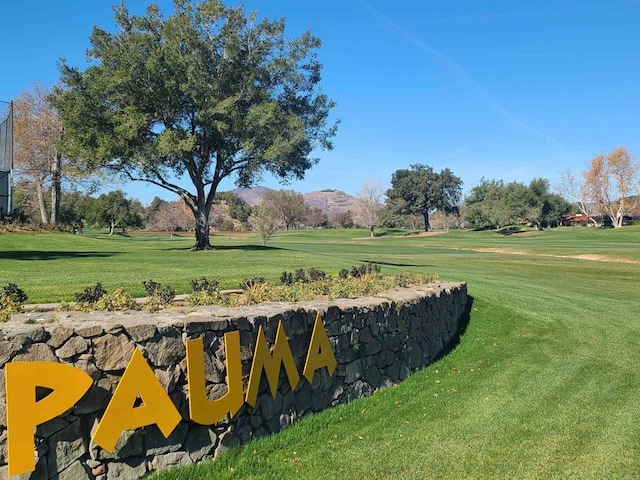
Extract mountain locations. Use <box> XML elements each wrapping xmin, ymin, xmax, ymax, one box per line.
<box><xmin>229</xmin><ymin>186</ymin><xmax>357</xmax><ymax>216</ymax></box>
<box><xmin>303</xmin><ymin>189</ymin><xmax>357</xmax><ymax>215</ymax></box>
<box><xmin>230</xmin><ymin>186</ymin><xmax>276</xmax><ymax>206</ymax></box>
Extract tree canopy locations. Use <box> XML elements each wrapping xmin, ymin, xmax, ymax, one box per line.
<box><xmin>52</xmin><ymin>0</ymin><xmax>337</xmax><ymax>249</ymax></box>
<box><xmin>464</xmin><ymin>177</ymin><xmax>570</xmax><ymax>230</ymax></box>
<box><xmin>386</xmin><ymin>164</ymin><xmax>462</xmax><ymax>231</ymax></box>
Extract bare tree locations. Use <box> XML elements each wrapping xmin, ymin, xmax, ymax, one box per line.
<box><xmin>582</xmin><ymin>147</ymin><xmax>640</xmax><ymax>228</ymax></box>
<box><xmin>249</xmin><ymin>204</ymin><xmax>282</xmax><ymax>245</ymax></box>
<box><xmin>306</xmin><ymin>206</ymin><xmax>328</xmax><ymax>228</ymax></box>
<box><xmin>430</xmin><ymin>210</ymin><xmax>460</xmax><ymax>231</ymax></box>
<box><xmin>600</xmin><ymin>146</ymin><xmax>639</xmax><ymax>227</ymax></box>
<box><xmin>147</xmin><ymin>200</ymin><xmax>193</xmax><ymax>232</ymax></box>
<box><xmin>558</xmin><ymin>168</ymin><xmax>600</xmax><ymax>227</ymax></box>
<box><xmin>261</xmin><ymin>189</ymin><xmax>309</xmax><ymax>230</ymax></box>
<box><xmin>355</xmin><ymin>179</ymin><xmax>384</xmax><ymax>237</ymax></box>
<box><xmin>13</xmin><ymin>84</ymin><xmax>63</xmax><ymax>225</ymax></box>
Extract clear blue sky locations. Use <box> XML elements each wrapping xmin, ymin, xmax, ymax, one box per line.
<box><xmin>2</xmin><ymin>0</ymin><xmax>639</xmax><ymax>204</ymax></box>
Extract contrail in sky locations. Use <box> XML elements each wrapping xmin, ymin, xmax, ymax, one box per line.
<box><xmin>355</xmin><ymin>0</ymin><xmax>566</xmax><ymax>148</ymax></box>
<box><xmin>425</xmin><ymin>1</ymin><xmax>640</xmax><ymax>23</ymax></box>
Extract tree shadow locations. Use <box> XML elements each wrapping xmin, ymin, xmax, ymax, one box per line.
<box><xmin>0</xmin><ymin>251</ymin><xmax>119</xmax><ymax>261</ymax></box>
<box><xmin>161</xmin><ymin>244</ymin><xmax>283</xmax><ymax>252</ymax></box>
<box><xmin>357</xmin><ymin>259</ymin><xmax>435</xmax><ymax>268</ymax></box>
<box><xmin>376</xmin><ymin>229</ymin><xmax>417</xmax><ymax>237</ymax></box>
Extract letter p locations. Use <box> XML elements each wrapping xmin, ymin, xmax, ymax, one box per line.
<box><xmin>5</xmin><ymin>362</ymin><xmax>93</xmax><ymax>476</ymax></box>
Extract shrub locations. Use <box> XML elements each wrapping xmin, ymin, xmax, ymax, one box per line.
<box><xmin>351</xmin><ymin>264</ymin><xmax>367</xmax><ymax>278</ymax></box>
<box><xmin>295</xmin><ymin>269</ymin><xmax>308</xmax><ymax>283</ymax></box>
<box><xmin>142</xmin><ymin>280</ymin><xmax>162</xmax><ymax>297</ymax></box>
<box><xmin>0</xmin><ymin>283</ymin><xmax>28</xmax><ymax>322</ymax></box>
<box><xmin>187</xmin><ymin>277</ymin><xmax>222</xmax><ymax>306</ymax></box>
<box><xmin>142</xmin><ymin>279</ymin><xmax>175</xmax><ymax>311</ymax></box>
<box><xmin>241</xmin><ymin>277</ymin><xmax>266</xmax><ymax>290</ymax></box>
<box><xmin>190</xmin><ymin>277</ymin><xmax>220</xmax><ymax>294</ymax></box>
<box><xmin>3</xmin><ymin>283</ymin><xmax>28</xmax><ymax>304</ymax></box>
<box><xmin>95</xmin><ymin>288</ymin><xmax>139</xmax><ymax>311</ymax></box>
<box><xmin>74</xmin><ymin>283</ymin><xmax>107</xmax><ymax>305</ymax></box>
<box><xmin>280</xmin><ymin>271</ymin><xmax>294</xmax><ymax>286</ymax></box>
<box><xmin>338</xmin><ymin>269</ymin><xmax>349</xmax><ymax>279</ymax></box>
<box><xmin>308</xmin><ymin>268</ymin><xmax>327</xmax><ymax>282</ymax></box>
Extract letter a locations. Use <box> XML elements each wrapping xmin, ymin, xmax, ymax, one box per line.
<box><xmin>187</xmin><ymin>332</ymin><xmax>244</xmax><ymax>424</ymax></box>
<box><xmin>303</xmin><ymin>311</ymin><xmax>337</xmax><ymax>383</ymax></box>
<box><xmin>6</xmin><ymin>362</ymin><xmax>93</xmax><ymax>476</ymax></box>
<box><xmin>92</xmin><ymin>349</ymin><xmax>182</xmax><ymax>452</ymax></box>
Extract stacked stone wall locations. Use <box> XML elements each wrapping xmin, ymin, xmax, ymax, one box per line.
<box><xmin>0</xmin><ymin>282</ymin><xmax>467</xmax><ymax>479</ymax></box>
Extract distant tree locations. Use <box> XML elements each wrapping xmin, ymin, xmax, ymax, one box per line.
<box><xmin>146</xmin><ymin>196</ymin><xmax>168</xmax><ymax>222</ymax></box>
<box><xmin>330</xmin><ymin>210</ymin><xmax>354</xmax><ymax>229</ymax></box>
<box><xmin>249</xmin><ymin>204</ymin><xmax>281</xmax><ymax>245</ymax></box>
<box><xmin>355</xmin><ymin>179</ymin><xmax>384</xmax><ymax>237</ymax></box>
<box><xmin>214</xmin><ymin>191</ymin><xmax>251</xmax><ymax>225</ymax></box>
<box><xmin>262</xmin><ymin>189</ymin><xmax>309</xmax><ymax>230</ymax></box>
<box><xmin>87</xmin><ymin>190</ymin><xmax>144</xmax><ymax>234</ymax></box>
<box><xmin>59</xmin><ymin>190</ymin><xmax>91</xmax><ymax>233</ymax></box>
<box><xmin>430</xmin><ymin>210</ymin><xmax>460</xmax><ymax>231</ymax></box>
<box><xmin>465</xmin><ymin>177</ymin><xmax>569</xmax><ymax>230</ymax></box>
<box><xmin>52</xmin><ymin>0</ymin><xmax>337</xmax><ymax>249</ymax></box>
<box><xmin>306</xmin><ymin>206</ymin><xmax>329</xmax><ymax>228</ymax></box>
<box><xmin>386</xmin><ymin>164</ymin><xmax>462</xmax><ymax>232</ymax></box>
<box><xmin>558</xmin><ymin>169</ymin><xmax>599</xmax><ymax>226</ymax></box>
<box><xmin>583</xmin><ymin>146</ymin><xmax>640</xmax><ymax>228</ymax></box>
<box><xmin>13</xmin><ymin>84</ymin><xmax>63</xmax><ymax>225</ymax></box>
<box><xmin>147</xmin><ymin>200</ymin><xmax>193</xmax><ymax>232</ymax></box>
<box><xmin>378</xmin><ymin>198</ymin><xmax>424</xmax><ymax>229</ymax></box>
<box><xmin>463</xmin><ymin>178</ymin><xmax>506</xmax><ymax>230</ymax></box>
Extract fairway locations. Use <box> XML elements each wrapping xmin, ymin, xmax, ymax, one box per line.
<box><xmin>1</xmin><ymin>226</ymin><xmax>640</xmax><ymax>478</ymax></box>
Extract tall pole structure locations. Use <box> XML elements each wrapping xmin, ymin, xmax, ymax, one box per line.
<box><xmin>0</xmin><ymin>99</ymin><xmax>13</xmax><ymax>215</ymax></box>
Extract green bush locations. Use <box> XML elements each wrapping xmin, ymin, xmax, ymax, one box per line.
<box><xmin>142</xmin><ymin>279</ymin><xmax>176</xmax><ymax>311</ymax></box>
<box><xmin>74</xmin><ymin>283</ymin><xmax>107</xmax><ymax>305</ymax></box>
<box><xmin>3</xmin><ymin>283</ymin><xmax>28</xmax><ymax>304</ymax></box>
<box><xmin>95</xmin><ymin>288</ymin><xmax>140</xmax><ymax>311</ymax></box>
<box><xmin>187</xmin><ymin>277</ymin><xmax>222</xmax><ymax>306</ymax></box>
<box><xmin>0</xmin><ymin>283</ymin><xmax>28</xmax><ymax>322</ymax></box>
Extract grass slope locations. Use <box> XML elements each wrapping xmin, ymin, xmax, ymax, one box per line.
<box><xmin>1</xmin><ymin>226</ymin><xmax>639</xmax><ymax>477</ymax></box>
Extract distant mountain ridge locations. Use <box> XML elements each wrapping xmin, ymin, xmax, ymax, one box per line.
<box><xmin>229</xmin><ymin>186</ymin><xmax>357</xmax><ymax>216</ymax></box>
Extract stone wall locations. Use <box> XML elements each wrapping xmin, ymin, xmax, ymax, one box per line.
<box><xmin>0</xmin><ymin>282</ymin><xmax>467</xmax><ymax>479</ymax></box>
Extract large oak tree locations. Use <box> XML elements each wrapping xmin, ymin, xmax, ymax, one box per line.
<box><xmin>53</xmin><ymin>0</ymin><xmax>337</xmax><ymax>249</ymax></box>
<box><xmin>386</xmin><ymin>164</ymin><xmax>462</xmax><ymax>232</ymax></box>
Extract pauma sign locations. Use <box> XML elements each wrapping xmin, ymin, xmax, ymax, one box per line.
<box><xmin>5</xmin><ymin>313</ymin><xmax>337</xmax><ymax>476</ymax></box>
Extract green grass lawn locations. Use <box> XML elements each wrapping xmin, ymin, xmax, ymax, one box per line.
<box><xmin>1</xmin><ymin>226</ymin><xmax>639</xmax><ymax>478</ymax></box>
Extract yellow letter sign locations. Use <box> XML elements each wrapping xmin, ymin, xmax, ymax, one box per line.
<box><xmin>245</xmin><ymin>321</ymin><xmax>300</xmax><ymax>407</ymax></box>
<box><xmin>303</xmin><ymin>311</ymin><xmax>337</xmax><ymax>383</ymax></box>
<box><xmin>186</xmin><ymin>332</ymin><xmax>244</xmax><ymax>424</ymax></box>
<box><xmin>91</xmin><ymin>348</ymin><xmax>182</xmax><ymax>452</ymax></box>
<box><xmin>5</xmin><ymin>362</ymin><xmax>93</xmax><ymax>476</ymax></box>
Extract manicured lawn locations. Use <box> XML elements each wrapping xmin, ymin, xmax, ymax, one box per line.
<box><xmin>1</xmin><ymin>226</ymin><xmax>639</xmax><ymax>477</ymax></box>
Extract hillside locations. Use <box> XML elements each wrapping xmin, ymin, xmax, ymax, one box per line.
<box><xmin>230</xmin><ymin>186</ymin><xmax>358</xmax><ymax>216</ymax></box>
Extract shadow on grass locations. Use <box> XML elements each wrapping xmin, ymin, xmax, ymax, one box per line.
<box><xmin>357</xmin><ymin>259</ymin><xmax>435</xmax><ymax>268</ymax></box>
<box><xmin>161</xmin><ymin>244</ymin><xmax>284</xmax><ymax>252</ymax></box>
<box><xmin>0</xmin><ymin>251</ymin><xmax>119</xmax><ymax>261</ymax></box>
<box><xmin>375</xmin><ymin>229</ymin><xmax>416</xmax><ymax>237</ymax></box>
<box><xmin>433</xmin><ymin>294</ymin><xmax>474</xmax><ymax>362</ymax></box>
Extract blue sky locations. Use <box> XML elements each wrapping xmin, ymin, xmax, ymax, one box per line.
<box><xmin>2</xmin><ymin>0</ymin><xmax>639</xmax><ymax>204</ymax></box>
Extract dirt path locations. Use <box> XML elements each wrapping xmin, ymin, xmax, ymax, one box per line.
<box><xmin>449</xmin><ymin>247</ymin><xmax>640</xmax><ymax>264</ymax></box>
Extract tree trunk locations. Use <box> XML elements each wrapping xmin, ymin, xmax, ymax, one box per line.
<box><xmin>370</xmin><ymin>226</ymin><xmax>374</xmax><ymax>238</ymax></box>
<box><xmin>423</xmin><ymin>212</ymin><xmax>430</xmax><ymax>232</ymax></box>
<box><xmin>49</xmin><ymin>153</ymin><xmax>62</xmax><ymax>225</ymax></box>
<box><xmin>36</xmin><ymin>182</ymin><xmax>48</xmax><ymax>225</ymax></box>
<box><xmin>193</xmin><ymin>208</ymin><xmax>213</xmax><ymax>250</ymax></box>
